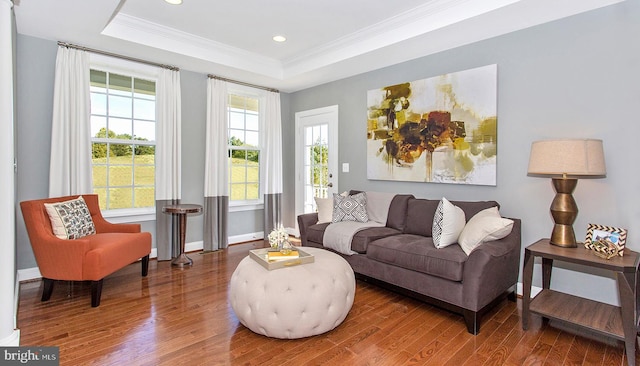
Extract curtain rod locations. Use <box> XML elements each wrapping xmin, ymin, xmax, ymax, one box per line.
<box><xmin>208</xmin><ymin>74</ymin><xmax>279</xmax><ymax>93</ymax></box>
<box><xmin>57</xmin><ymin>42</ymin><xmax>179</xmax><ymax>71</ymax></box>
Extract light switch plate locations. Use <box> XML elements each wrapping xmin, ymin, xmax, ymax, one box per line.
<box><xmin>342</xmin><ymin>163</ymin><xmax>349</xmax><ymax>173</ymax></box>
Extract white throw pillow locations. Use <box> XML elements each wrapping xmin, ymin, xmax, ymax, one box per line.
<box><xmin>44</xmin><ymin>196</ymin><xmax>96</xmax><ymax>240</ymax></box>
<box><xmin>458</xmin><ymin>206</ymin><xmax>514</xmax><ymax>255</ymax></box>
<box><xmin>315</xmin><ymin>191</ymin><xmax>348</xmax><ymax>224</ymax></box>
<box><xmin>315</xmin><ymin>197</ymin><xmax>334</xmax><ymax>223</ymax></box>
<box><xmin>432</xmin><ymin>198</ymin><xmax>466</xmax><ymax>248</ymax></box>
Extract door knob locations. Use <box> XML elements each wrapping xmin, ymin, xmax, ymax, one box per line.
<box><xmin>327</xmin><ymin>183</ymin><xmax>333</xmax><ymax>187</ymax></box>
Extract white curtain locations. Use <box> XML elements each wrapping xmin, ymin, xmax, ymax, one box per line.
<box><xmin>262</xmin><ymin>91</ymin><xmax>283</xmax><ymax>239</ymax></box>
<box><xmin>155</xmin><ymin>68</ymin><xmax>182</xmax><ymax>261</ymax></box>
<box><xmin>49</xmin><ymin>46</ymin><xmax>92</xmax><ymax>197</ymax></box>
<box><xmin>203</xmin><ymin>78</ymin><xmax>229</xmax><ymax>251</ymax></box>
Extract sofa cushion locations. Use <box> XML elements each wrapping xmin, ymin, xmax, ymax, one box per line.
<box><xmin>333</xmin><ymin>192</ymin><xmax>369</xmax><ymax>223</ymax></box>
<box><xmin>306</xmin><ymin>222</ymin><xmax>331</xmax><ymax>244</ymax></box>
<box><xmin>365</xmin><ymin>191</ymin><xmax>397</xmax><ymax>224</ymax></box>
<box><xmin>351</xmin><ymin>226</ymin><xmax>402</xmax><ymax>253</ymax></box>
<box><xmin>366</xmin><ymin>234</ymin><xmax>468</xmax><ymax>282</ymax></box>
<box><xmin>432</xmin><ymin>198</ymin><xmax>466</xmax><ymax>248</ymax></box>
<box><xmin>404</xmin><ymin>198</ymin><xmax>439</xmax><ymax>237</ymax></box>
<box><xmin>386</xmin><ymin>194</ymin><xmax>414</xmax><ymax>231</ymax></box>
<box><xmin>450</xmin><ymin>200</ymin><xmax>500</xmax><ymax>222</ymax></box>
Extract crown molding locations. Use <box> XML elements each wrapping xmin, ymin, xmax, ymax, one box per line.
<box><xmin>95</xmin><ymin>0</ymin><xmax>626</xmax><ymax>90</ymax></box>
<box><xmin>282</xmin><ymin>0</ymin><xmax>520</xmax><ymax>78</ymax></box>
<box><xmin>102</xmin><ymin>0</ymin><xmax>521</xmax><ymax>80</ymax></box>
<box><xmin>102</xmin><ymin>13</ymin><xmax>284</xmax><ymax>79</ymax></box>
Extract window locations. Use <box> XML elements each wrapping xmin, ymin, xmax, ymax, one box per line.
<box><xmin>228</xmin><ymin>94</ymin><xmax>261</xmax><ymax>203</ymax></box>
<box><xmin>90</xmin><ymin>69</ymin><xmax>156</xmax><ymax>211</ymax></box>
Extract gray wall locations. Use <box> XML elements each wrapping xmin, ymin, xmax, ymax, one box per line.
<box><xmin>15</xmin><ymin>36</ymin><xmax>264</xmax><ymax>269</ymax></box>
<box><xmin>285</xmin><ymin>1</ymin><xmax>639</xmax><ymax>305</ymax></box>
<box><xmin>15</xmin><ymin>35</ymin><xmax>57</xmax><ymax>270</ymax></box>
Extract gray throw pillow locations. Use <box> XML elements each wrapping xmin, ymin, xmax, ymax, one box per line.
<box><xmin>333</xmin><ymin>192</ymin><xmax>369</xmax><ymax>223</ymax></box>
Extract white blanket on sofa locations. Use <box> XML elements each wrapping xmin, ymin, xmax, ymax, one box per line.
<box><xmin>323</xmin><ymin>221</ymin><xmax>384</xmax><ymax>255</ymax></box>
<box><xmin>322</xmin><ymin>191</ymin><xmax>396</xmax><ymax>255</ymax></box>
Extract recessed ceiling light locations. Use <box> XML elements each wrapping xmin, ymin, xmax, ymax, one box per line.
<box><xmin>272</xmin><ymin>35</ymin><xmax>287</xmax><ymax>43</ymax></box>
<box><xmin>165</xmin><ymin>0</ymin><xmax>182</xmax><ymax>4</ymax></box>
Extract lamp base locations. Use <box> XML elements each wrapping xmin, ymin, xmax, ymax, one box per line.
<box><xmin>550</xmin><ymin>224</ymin><xmax>577</xmax><ymax>248</ymax></box>
<box><xmin>549</xmin><ymin>178</ymin><xmax>578</xmax><ymax>248</ymax></box>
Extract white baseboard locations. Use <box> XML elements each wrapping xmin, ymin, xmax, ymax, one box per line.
<box><xmin>0</xmin><ymin>329</ymin><xmax>20</xmax><ymax>346</ymax></box>
<box><xmin>517</xmin><ymin>282</ymin><xmax>542</xmax><ymax>298</ymax></box>
<box><xmin>185</xmin><ymin>240</ymin><xmax>203</xmax><ymax>253</ymax></box>
<box><xmin>229</xmin><ymin>232</ymin><xmax>264</xmax><ymax>244</ymax></box>
<box><xmin>17</xmin><ymin>267</ymin><xmax>41</xmax><ymax>283</ymax></box>
<box><xmin>286</xmin><ymin>227</ymin><xmax>299</xmax><ymax>238</ymax></box>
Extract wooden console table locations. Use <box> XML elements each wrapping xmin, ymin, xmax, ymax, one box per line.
<box><xmin>522</xmin><ymin>239</ymin><xmax>639</xmax><ymax>366</ymax></box>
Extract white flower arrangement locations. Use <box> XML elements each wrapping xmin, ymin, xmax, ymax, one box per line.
<box><xmin>268</xmin><ymin>225</ymin><xmax>288</xmax><ymax>249</ymax></box>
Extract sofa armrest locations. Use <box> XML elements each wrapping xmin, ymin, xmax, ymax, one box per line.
<box><xmin>297</xmin><ymin>213</ymin><xmax>318</xmax><ymax>247</ymax></box>
<box><xmin>33</xmin><ymin>237</ymin><xmax>92</xmax><ymax>280</ymax></box>
<box><xmin>93</xmin><ymin>219</ymin><xmax>141</xmax><ymax>234</ymax></box>
<box><xmin>461</xmin><ymin>218</ymin><xmax>522</xmax><ymax>311</ymax></box>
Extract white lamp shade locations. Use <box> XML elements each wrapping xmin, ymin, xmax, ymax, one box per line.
<box><xmin>528</xmin><ymin>139</ymin><xmax>606</xmax><ymax>177</ymax></box>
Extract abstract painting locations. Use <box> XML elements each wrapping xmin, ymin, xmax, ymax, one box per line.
<box><xmin>366</xmin><ymin>64</ymin><xmax>497</xmax><ymax>185</ymax></box>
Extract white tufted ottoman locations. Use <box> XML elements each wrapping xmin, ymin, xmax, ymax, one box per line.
<box><xmin>229</xmin><ymin>247</ymin><xmax>355</xmax><ymax>339</ymax></box>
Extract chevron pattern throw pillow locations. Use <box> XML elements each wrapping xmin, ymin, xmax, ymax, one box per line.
<box><xmin>432</xmin><ymin>197</ymin><xmax>466</xmax><ymax>248</ymax></box>
<box><xmin>332</xmin><ymin>192</ymin><xmax>369</xmax><ymax>223</ymax></box>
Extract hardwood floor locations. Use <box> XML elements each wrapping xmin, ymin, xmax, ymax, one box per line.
<box><xmin>18</xmin><ymin>241</ymin><xmax>637</xmax><ymax>365</ymax></box>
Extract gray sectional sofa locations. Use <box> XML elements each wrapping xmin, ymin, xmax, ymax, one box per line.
<box><xmin>297</xmin><ymin>193</ymin><xmax>521</xmax><ymax>334</ymax></box>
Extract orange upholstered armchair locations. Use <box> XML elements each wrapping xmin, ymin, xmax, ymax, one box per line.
<box><xmin>20</xmin><ymin>194</ymin><xmax>152</xmax><ymax>307</ymax></box>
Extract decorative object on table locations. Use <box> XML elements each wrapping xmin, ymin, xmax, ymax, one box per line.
<box><xmin>249</xmin><ymin>248</ymin><xmax>314</xmax><ymax>270</ymax></box>
<box><xmin>267</xmin><ymin>250</ymin><xmax>299</xmax><ymax>262</ymax></box>
<box><xmin>366</xmin><ymin>64</ymin><xmax>497</xmax><ymax>186</ymax></box>
<box><xmin>279</xmin><ymin>238</ymin><xmax>293</xmax><ymax>255</ymax></box>
<box><xmin>584</xmin><ymin>223</ymin><xmax>627</xmax><ymax>259</ymax></box>
<box><xmin>527</xmin><ymin>139</ymin><xmax>606</xmax><ymax>248</ymax></box>
<box><xmin>267</xmin><ymin>225</ymin><xmax>289</xmax><ymax>251</ymax></box>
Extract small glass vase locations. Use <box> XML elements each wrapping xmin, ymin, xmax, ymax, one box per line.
<box><xmin>269</xmin><ymin>240</ymin><xmax>279</xmax><ymax>251</ymax></box>
<box><xmin>279</xmin><ymin>239</ymin><xmax>293</xmax><ymax>255</ymax></box>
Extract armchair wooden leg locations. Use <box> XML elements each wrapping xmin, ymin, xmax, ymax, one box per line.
<box><xmin>41</xmin><ymin>278</ymin><xmax>54</xmax><ymax>302</ymax></box>
<box><xmin>141</xmin><ymin>255</ymin><xmax>149</xmax><ymax>277</ymax></box>
<box><xmin>91</xmin><ymin>280</ymin><xmax>103</xmax><ymax>307</ymax></box>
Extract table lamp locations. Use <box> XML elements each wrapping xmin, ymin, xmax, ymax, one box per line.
<box><xmin>527</xmin><ymin>139</ymin><xmax>606</xmax><ymax>247</ymax></box>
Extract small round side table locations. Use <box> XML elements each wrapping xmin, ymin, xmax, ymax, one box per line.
<box><xmin>162</xmin><ymin>204</ymin><xmax>203</xmax><ymax>267</ymax></box>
